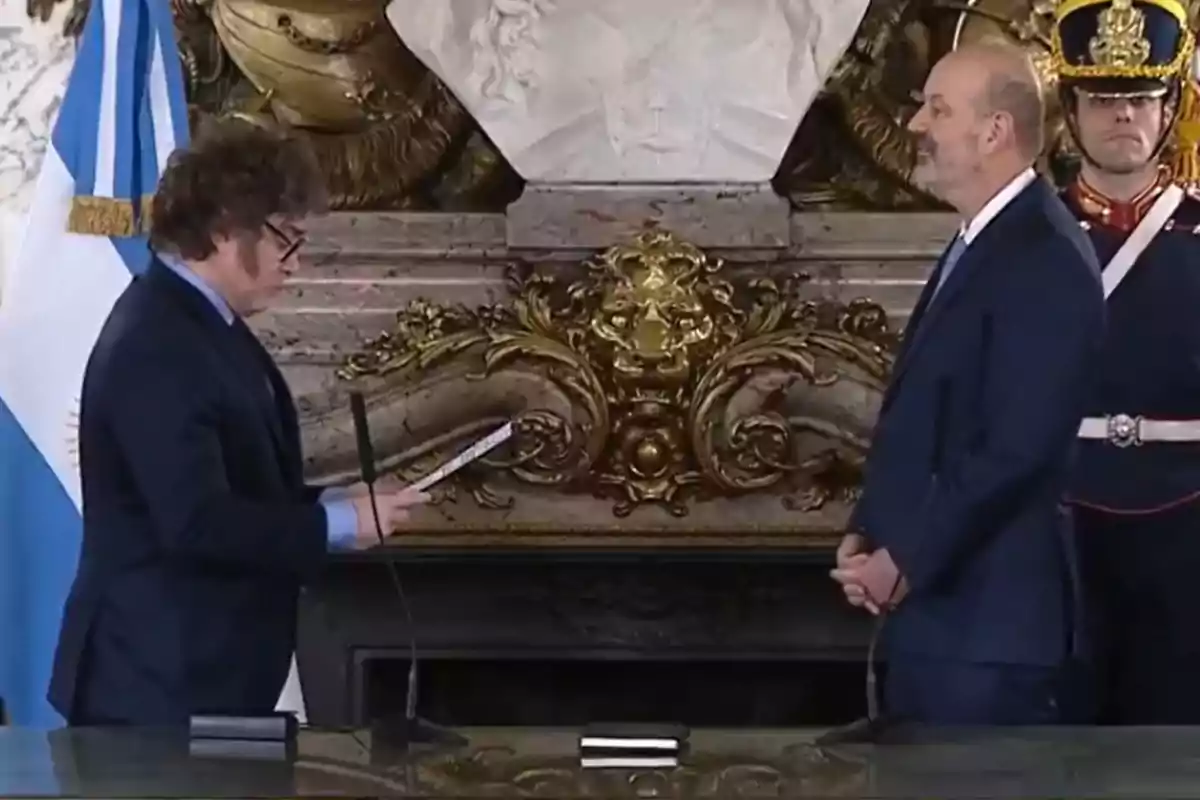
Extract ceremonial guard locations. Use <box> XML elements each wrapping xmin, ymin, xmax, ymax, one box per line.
<box><xmin>1052</xmin><ymin>0</ymin><xmax>1200</xmax><ymax>723</ymax></box>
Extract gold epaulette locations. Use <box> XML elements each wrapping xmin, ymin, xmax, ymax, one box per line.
<box><xmin>1165</xmin><ymin>185</ymin><xmax>1200</xmax><ymax>233</ymax></box>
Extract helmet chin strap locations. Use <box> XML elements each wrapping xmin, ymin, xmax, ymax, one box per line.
<box><xmin>1060</xmin><ymin>84</ymin><xmax>1178</xmax><ymax>173</ymax></box>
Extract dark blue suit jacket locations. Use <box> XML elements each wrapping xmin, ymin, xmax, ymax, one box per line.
<box><xmin>852</xmin><ymin>177</ymin><xmax>1106</xmax><ymax>667</ymax></box>
<box><xmin>48</xmin><ymin>259</ymin><xmax>329</xmax><ymax>725</ymax></box>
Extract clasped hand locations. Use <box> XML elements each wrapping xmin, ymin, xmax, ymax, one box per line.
<box><xmin>829</xmin><ymin>533</ymin><xmax>909</xmax><ymax>614</ymax></box>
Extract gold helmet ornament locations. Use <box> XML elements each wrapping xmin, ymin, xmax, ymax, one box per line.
<box><xmin>1051</xmin><ymin>0</ymin><xmax>1200</xmax><ymax>182</ymax></box>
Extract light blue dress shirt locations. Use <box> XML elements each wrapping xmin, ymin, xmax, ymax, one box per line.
<box><xmin>159</xmin><ymin>256</ymin><xmax>359</xmax><ymax>550</ymax></box>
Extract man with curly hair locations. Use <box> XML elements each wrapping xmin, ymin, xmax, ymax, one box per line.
<box><xmin>47</xmin><ymin>118</ymin><xmax>427</xmax><ymax>726</ymax></box>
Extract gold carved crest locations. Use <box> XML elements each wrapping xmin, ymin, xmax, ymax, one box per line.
<box><xmin>305</xmin><ymin>231</ymin><xmax>895</xmax><ymax>543</ymax></box>
<box><xmin>1089</xmin><ymin>0</ymin><xmax>1152</xmax><ymax>68</ymax></box>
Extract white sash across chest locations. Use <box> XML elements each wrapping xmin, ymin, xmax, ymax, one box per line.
<box><xmin>1101</xmin><ymin>184</ymin><xmax>1183</xmax><ymax>299</ymax></box>
<box><xmin>1077</xmin><ymin>184</ymin><xmax>1192</xmax><ymax>447</ymax></box>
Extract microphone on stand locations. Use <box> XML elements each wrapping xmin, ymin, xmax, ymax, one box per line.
<box><xmin>814</xmin><ymin>574</ymin><xmax>907</xmax><ymax>747</ymax></box>
<box><xmin>348</xmin><ymin>390</ymin><xmax>466</xmax><ymax>748</ymax></box>
<box><xmin>814</xmin><ymin>618</ymin><xmax>895</xmax><ymax>745</ymax></box>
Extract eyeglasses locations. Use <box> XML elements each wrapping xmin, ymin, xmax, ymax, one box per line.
<box><xmin>264</xmin><ymin>219</ymin><xmax>305</xmax><ymax>263</ymax></box>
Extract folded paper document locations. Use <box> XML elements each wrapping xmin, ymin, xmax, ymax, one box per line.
<box><xmin>408</xmin><ymin>422</ymin><xmax>514</xmax><ymax>493</ymax></box>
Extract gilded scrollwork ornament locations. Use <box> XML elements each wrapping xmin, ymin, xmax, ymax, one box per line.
<box><xmin>403</xmin><ymin>741</ymin><xmax>865</xmax><ymax>798</ymax></box>
<box><xmin>333</xmin><ymin>231</ymin><xmax>895</xmax><ymax>520</ymax></box>
<box><xmin>293</xmin><ymin>734</ymin><xmax>867</xmax><ymax>798</ymax></box>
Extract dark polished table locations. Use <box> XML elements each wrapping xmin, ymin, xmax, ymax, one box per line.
<box><xmin>4</xmin><ymin>724</ymin><xmax>1200</xmax><ymax>797</ymax></box>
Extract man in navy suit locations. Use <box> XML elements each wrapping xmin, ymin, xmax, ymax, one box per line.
<box><xmin>48</xmin><ymin>119</ymin><xmax>427</xmax><ymax>726</ymax></box>
<box><xmin>830</xmin><ymin>42</ymin><xmax>1107</xmax><ymax>724</ymax></box>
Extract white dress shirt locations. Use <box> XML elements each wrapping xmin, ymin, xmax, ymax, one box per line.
<box><xmin>930</xmin><ymin>167</ymin><xmax>1038</xmax><ymax>296</ymax></box>
<box><xmin>960</xmin><ymin>167</ymin><xmax>1037</xmax><ymax>245</ymax></box>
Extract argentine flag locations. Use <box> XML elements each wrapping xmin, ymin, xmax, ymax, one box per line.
<box><xmin>0</xmin><ymin>0</ymin><xmax>189</xmax><ymax>727</ymax></box>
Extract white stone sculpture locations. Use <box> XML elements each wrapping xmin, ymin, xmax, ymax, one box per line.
<box><xmin>386</xmin><ymin>0</ymin><xmax>870</xmax><ymax>183</ymax></box>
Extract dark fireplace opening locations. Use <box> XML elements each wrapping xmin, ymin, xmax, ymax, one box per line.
<box><xmin>362</xmin><ymin>657</ymin><xmax>867</xmax><ymax>728</ymax></box>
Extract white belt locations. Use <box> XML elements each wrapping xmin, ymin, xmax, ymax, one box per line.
<box><xmin>1077</xmin><ymin>414</ymin><xmax>1200</xmax><ymax>447</ymax></box>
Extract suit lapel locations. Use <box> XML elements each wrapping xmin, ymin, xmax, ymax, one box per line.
<box><xmin>888</xmin><ymin>243</ymin><xmax>987</xmax><ymax>386</ymax></box>
<box><xmin>879</xmin><ymin>248</ymin><xmax>954</xmax><ymax>411</ymax></box>
<box><xmin>144</xmin><ymin>261</ymin><xmax>294</xmax><ymax>478</ymax></box>
<box><xmin>229</xmin><ymin>319</ymin><xmax>301</xmax><ymax>482</ymax></box>
<box><xmin>884</xmin><ymin>177</ymin><xmax>1048</xmax><ymax>397</ymax></box>
<box><xmin>892</xmin><ymin>241</ymin><xmax>955</xmax><ymax>363</ymax></box>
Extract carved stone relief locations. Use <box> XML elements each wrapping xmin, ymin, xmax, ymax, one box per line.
<box><xmin>385</xmin><ymin>0</ymin><xmax>873</xmax><ymax>182</ymax></box>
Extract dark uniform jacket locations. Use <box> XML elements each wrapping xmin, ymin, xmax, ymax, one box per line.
<box><xmin>1063</xmin><ymin>175</ymin><xmax>1200</xmax><ymax>513</ymax></box>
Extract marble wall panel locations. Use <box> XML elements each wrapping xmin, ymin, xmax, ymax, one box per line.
<box><xmin>0</xmin><ymin>4</ymin><xmax>72</xmax><ymax>293</ymax></box>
